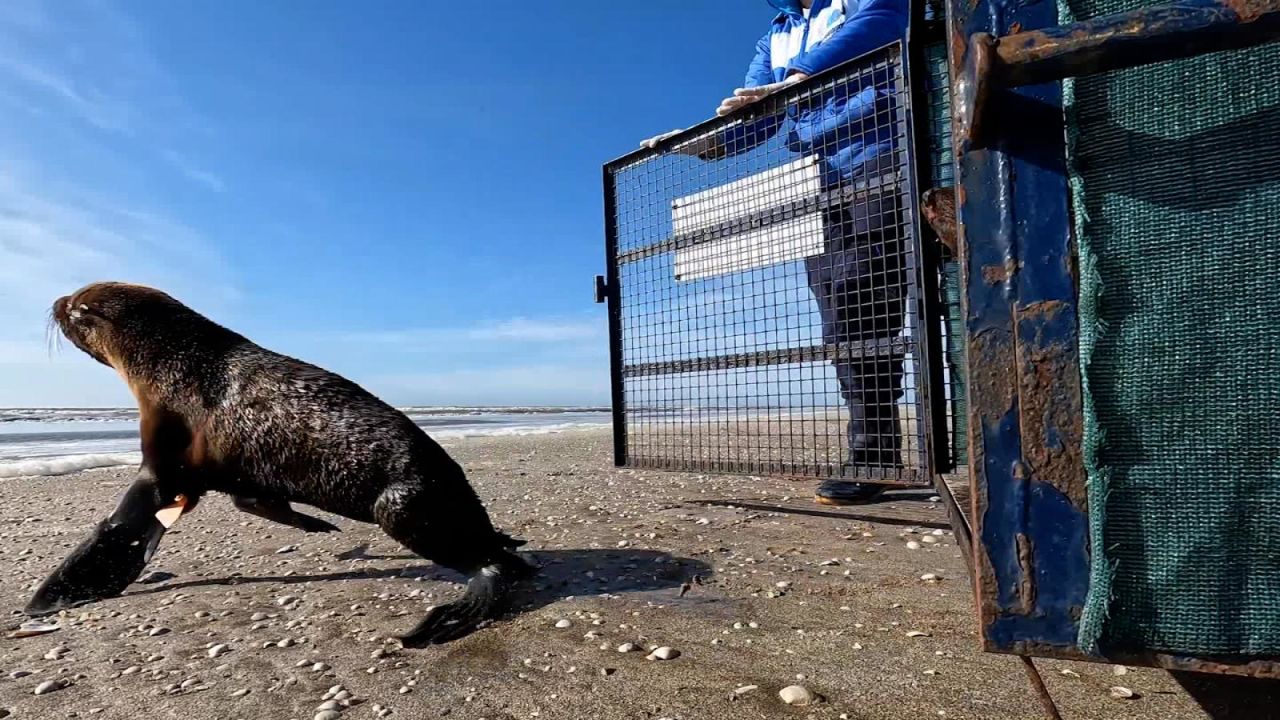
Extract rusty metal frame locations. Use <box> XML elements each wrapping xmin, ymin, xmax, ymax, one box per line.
<box><xmin>948</xmin><ymin>0</ymin><xmax>1280</xmax><ymax>680</ymax></box>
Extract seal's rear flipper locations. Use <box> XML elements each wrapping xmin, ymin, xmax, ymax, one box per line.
<box><xmin>25</xmin><ymin>472</ymin><xmax>171</xmax><ymax>616</ymax></box>
<box><xmin>397</xmin><ymin>551</ymin><xmax>534</xmax><ymax>646</ymax></box>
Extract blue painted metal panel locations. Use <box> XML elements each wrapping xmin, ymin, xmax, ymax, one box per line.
<box><xmin>950</xmin><ymin>0</ymin><xmax>1280</xmax><ymax>677</ymax></box>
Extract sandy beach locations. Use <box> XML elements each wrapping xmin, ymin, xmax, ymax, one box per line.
<box><xmin>0</xmin><ymin>429</ymin><xmax>1211</xmax><ymax>719</ymax></box>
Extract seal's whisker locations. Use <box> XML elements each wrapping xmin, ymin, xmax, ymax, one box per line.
<box><xmin>46</xmin><ymin>309</ymin><xmax>60</xmax><ymax>358</ymax></box>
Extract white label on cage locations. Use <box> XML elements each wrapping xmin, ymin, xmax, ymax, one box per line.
<box><xmin>671</xmin><ymin>155</ymin><xmax>822</xmax><ymax>234</ymax></box>
<box><xmin>675</xmin><ymin>212</ymin><xmax>824</xmax><ymax>281</ymax></box>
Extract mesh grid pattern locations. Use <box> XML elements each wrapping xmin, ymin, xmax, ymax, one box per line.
<box><xmin>923</xmin><ymin>39</ymin><xmax>968</xmax><ymax>471</ymax></box>
<box><xmin>1067</xmin><ymin>1</ymin><xmax>1280</xmax><ymax>654</ymax></box>
<box><xmin>607</xmin><ymin>44</ymin><xmax>931</xmax><ymax>484</ymax></box>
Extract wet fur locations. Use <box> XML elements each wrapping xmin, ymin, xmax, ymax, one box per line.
<box><xmin>30</xmin><ymin>282</ymin><xmax>533</xmax><ymax>645</ymax></box>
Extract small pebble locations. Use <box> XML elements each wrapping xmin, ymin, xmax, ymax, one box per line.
<box><xmin>733</xmin><ymin>685</ymin><xmax>759</xmax><ymax>697</ymax></box>
<box><xmin>1112</xmin><ymin>665</ymin><xmax>1129</xmax><ymax>676</ymax></box>
<box><xmin>250</xmin><ymin>612</ymin><xmax>269</xmax><ymax>622</ymax></box>
<box><xmin>317</xmin><ymin>701</ymin><xmax>342</xmax><ymax>712</ymax></box>
<box><xmin>921</xmin><ymin>536</ymin><xmax>939</xmax><ymax>545</ymax></box>
<box><xmin>194</xmin><ymin>611</ymin><xmax>211</xmax><ymax>619</ymax></box>
<box><xmin>208</xmin><ymin>644</ymin><xmax>230</xmax><ymax>659</ymax></box>
<box><xmin>921</xmin><ymin>573</ymin><xmax>941</xmax><ymax>582</ymax></box>
<box><xmin>1110</xmin><ymin>686</ymin><xmax>1138</xmax><ymax>699</ymax></box>
<box><xmin>231</xmin><ymin>689</ymin><xmax>250</xmax><ymax>698</ymax></box>
<box><xmin>34</xmin><ymin>679</ymin><xmax>65</xmax><ymax>696</ymax></box>
<box><xmin>554</xmin><ymin>620</ymin><xmax>572</xmax><ymax>629</ymax></box>
<box><xmin>315</xmin><ymin>711</ymin><xmax>342</xmax><ymax>720</ymax></box>
<box><xmin>311</xmin><ymin>662</ymin><xmax>330</xmax><ymax>673</ymax></box>
<box><xmin>277</xmin><ymin>545</ymin><xmax>298</xmax><ymax>554</ymax></box>
<box><xmin>647</xmin><ymin>647</ymin><xmax>680</xmax><ymax>661</ymax></box>
<box><xmin>398</xmin><ymin>686</ymin><xmax>412</xmax><ymax>694</ymax></box>
<box><xmin>148</xmin><ymin>627</ymin><xmax>170</xmax><ymax>637</ymax></box>
<box><xmin>616</xmin><ymin>642</ymin><xmax>638</xmax><ymax>653</ymax></box>
<box><xmin>906</xmin><ymin>541</ymin><xmax>922</xmax><ymax>550</ymax></box>
<box><xmin>277</xmin><ymin>596</ymin><xmax>298</xmax><ymax>607</ymax></box>
<box><xmin>779</xmin><ymin>685</ymin><xmax>818</xmax><ymax>706</ymax></box>
<box><xmin>906</xmin><ymin>631</ymin><xmax>931</xmax><ymax>638</ymax></box>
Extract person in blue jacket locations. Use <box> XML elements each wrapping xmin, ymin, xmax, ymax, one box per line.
<box><xmin>643</xmin><ymin>0</ymin><xmax>910</xmax><ymax>505</ymax></box>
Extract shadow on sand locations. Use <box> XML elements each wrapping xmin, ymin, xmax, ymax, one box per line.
<box><xmin>123</xmin><ymin>546</ymin><xmax>712</xmax><ymax>620</ymax></box>
<box><xmin>689</xmin><ymin>488</ymin><xmax>951</xmax><ymax>531</ymax></box>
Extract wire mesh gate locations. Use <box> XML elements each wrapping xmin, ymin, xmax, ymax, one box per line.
<box><xmin>600</xmin><ymin>43</ymin><xmax>946</xmax><ymax>486</ymax></box>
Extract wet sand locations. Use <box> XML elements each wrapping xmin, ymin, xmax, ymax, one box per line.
<box><xmin>0</xmin><ymin>429</ymin><xmax>1212</xmax><ymax>719</ymax></box>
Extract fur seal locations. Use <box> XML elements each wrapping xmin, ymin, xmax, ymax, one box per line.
<box><xmin>27</xmin><ymin>281</ymin><xmax>533</xmax><ymax>645</ymax></box>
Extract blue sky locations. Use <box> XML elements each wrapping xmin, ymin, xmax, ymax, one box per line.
<box><xmin>0</xmin><ymin>0</ymin><xmax>776</xmax><ymax>407</ymax></box>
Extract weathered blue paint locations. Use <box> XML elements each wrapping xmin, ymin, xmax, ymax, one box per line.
<box><xmin>987</xmin><ymin>482</ymin><xmax>1094</xmax><ymax>646</ymax></box>
<box><xmin>952</xmin><ymin>0</ymin><xmax>1280</xmax><ymax>669</ymax></box>
<box><xmin>948</xmin><ymin>0</ymin><xmax>1093</xmax><ymax>655</ymax></box>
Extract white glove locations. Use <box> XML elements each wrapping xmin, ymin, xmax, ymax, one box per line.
<box><xmin>716</xmin><ymin>73</ymin><xmax>809</xmax><ymax>117</ymax></box>
<box><xmin>640</xmin><ymin>129</ymin><xmax>684</xmax><ymax>150</ymax></box>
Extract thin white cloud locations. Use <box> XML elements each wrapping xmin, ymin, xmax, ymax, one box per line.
<box><xmin>0</xmin><ymin>0</ymin><xmax>223</xmax><ymax>188</ymax></box>
<box><xmin>162</xmin><ymin>149</ymin><xmax>226</xmax><ymax>193</ymax></box>
<box><xmin>0</xmin><ymin>55</ymin><xmax>131</xmax><ymax>133</ymax></box>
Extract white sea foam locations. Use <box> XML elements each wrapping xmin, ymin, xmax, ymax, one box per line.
<box><xmin>431</xmin><ymin>421</ymin><xmax>608</xmax><ymax>439</ymax></box>
<box><xmin>0</xmin><ymin>419</ymin><xmax>609</xmax><ymax>479</ymax></box>
<box><xmin>0</xmin><ymin>453</ymin><xmax>142</xmax><ymax>479</ymax></box>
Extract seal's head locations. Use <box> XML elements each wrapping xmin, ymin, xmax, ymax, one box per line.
<box><xmin>52</xmin><ymin>282</ymin><xmax>195</xmax><ymax>369</ymax></box>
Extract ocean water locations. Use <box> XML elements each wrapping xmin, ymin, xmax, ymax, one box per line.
<box><xmin>0</xmin><ymin>407</ymin><xmax>611</xmax><ymax>479</ymax></box>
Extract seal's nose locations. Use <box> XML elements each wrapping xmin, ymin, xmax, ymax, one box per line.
<box><xmin>52</xmin><ymin>295</ymin><xmax>70</xmax><ymax>324</ymax></box>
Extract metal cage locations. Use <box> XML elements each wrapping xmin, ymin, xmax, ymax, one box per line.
<box><xmin>600</xmin><ymin>42</ymin><xmax>950</xmax><ymax>486</ymax></box>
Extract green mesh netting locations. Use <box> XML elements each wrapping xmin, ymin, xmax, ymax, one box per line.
<box><xmin>925</xmin><ymin>39</ymin><xmax>968</xmax><ymax>469</ymax></box>
<box><xmin>1066</xmin><ymin>0</ymin><xmax>1280</xmax><ymax>654</ymax></box>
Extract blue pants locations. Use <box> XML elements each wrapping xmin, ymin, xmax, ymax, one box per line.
<box><xmin>804</xmin><ymin>206</ymin><xmax>907</xmax><ymax>466</ymax></box>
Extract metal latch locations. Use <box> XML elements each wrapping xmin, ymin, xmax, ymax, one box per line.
<box><xmin>594</xmin><ymin>275</ymin><xmax>609</xmax><ymax>304</ymax></box>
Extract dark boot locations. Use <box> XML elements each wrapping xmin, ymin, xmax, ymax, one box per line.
<box><xmin>815</xmin><ymin>479</ymin><xmax>886</xmax><ymax>505</ymax></box>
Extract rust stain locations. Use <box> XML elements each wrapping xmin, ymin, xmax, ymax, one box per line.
<box><xmin>1016</xmin><ymin>532</ymin><xmax>1037</xmax><ymax>615</ymax></box>
<box><xmin>968</xmin><ymin>327</ymin><xmax>1018</xmax><ymax>629</ymax></box>
<box><xmin>1225</xmin><ymin>0</ymin><xmax>1272</xmax><ymax>22</ymax></box>
<box><xmin>968</xmin><ymin>329</ymin><xmax>1018</xmax><ymax>421</ymax></box>
<box><xmin>982</xmin><ymin>257</ymin><xmax>1020</xmax><ymax>285</ymax></box>
<box><xmin>1013</xmin><ymin>302</ymin><xmax>1087</xmax><ymax>510</ymax></box>
<box><xmin>921</xmin><ymin>187</ymin><xmax>958</xmax><ymax>255</ymax></box>
<box><xmin>1018</xmin><ymin>299</ymin><xmax>1065</xmax><ymax>321</ymax></box>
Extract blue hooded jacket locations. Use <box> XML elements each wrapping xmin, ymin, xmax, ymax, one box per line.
<box><xmin>715</xmin><ymin>0</ymin><xmax>909</xmax><ymax>187</ymax></box>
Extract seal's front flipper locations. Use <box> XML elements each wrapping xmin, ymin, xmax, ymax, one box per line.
<box><xmin>25</xmin><ymin>471</ymin><xmax>171</xmax><ymax>616</ymax></box>
<box><xmin>232</xmin><ymin>496</ymin><xmax>340</xmax><ymax>533</ymax></box>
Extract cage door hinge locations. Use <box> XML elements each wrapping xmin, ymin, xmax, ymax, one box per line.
<box><xmin>594</xmin><ymin>275</ymin><xmax>609</xmax><ymax>304</ymax></box>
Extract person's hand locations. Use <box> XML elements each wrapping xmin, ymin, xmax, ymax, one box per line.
<box><xmin>640</xmin><ymin>129</ymin><xmax>684</xmax><ymax>150</ymax></box>
<box><xmin>716</xmin><ymin>72</ymin><xmax>809</xmax><ymax>117</ymax></box>
<box><xmin>639</xmin><ymin>128</ymin><xmax>718</xmax><ymax>159</ymax></box>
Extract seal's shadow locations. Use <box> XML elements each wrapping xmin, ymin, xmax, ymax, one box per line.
<box><xmin>125</xmin><ymin>547</ymin><xmax>711</xmax><ymax>619</ymax></box>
